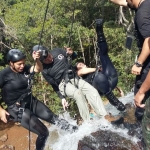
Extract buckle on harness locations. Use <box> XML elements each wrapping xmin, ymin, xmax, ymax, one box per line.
<box><xmin>19</xmin><ymin>107</ymin><xmax>25</xmax><ymax>112</ymax></box>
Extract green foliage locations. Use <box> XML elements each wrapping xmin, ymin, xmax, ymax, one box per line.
<box><xmin>0</xmin><ymin>0</ymin><xmax>138</xmax><ymax>115</ymax></box>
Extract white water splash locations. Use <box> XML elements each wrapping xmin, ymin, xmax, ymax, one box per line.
<box><xmin>46</xmin><ymin>92</ymin><xmax>139</xmax><ymax>150</ymax></box>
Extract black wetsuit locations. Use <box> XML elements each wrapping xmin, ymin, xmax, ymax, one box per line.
<box><xmin>80</xmin><ymin>35</ymin><xmax>126</xmax><ymax>112</ymax></box>
<box><xmin>82</xmin><ymin>40</ymin><xmax>118</xmax><ymax>94</ymax></box>
<box><xmin>0</xmin><ymin>65</ymin><xmax>76</xmax><ymax>150</ymax></box>
<box><xmin>133</xmin><ymin>0</ymin><xmax>150</xmax><ymax>121</ymax></box>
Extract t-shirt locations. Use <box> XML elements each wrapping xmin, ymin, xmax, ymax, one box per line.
<box><xmin>42</xmin><ymin>48</ymin><xmax>68</xmax><ymax>85</ymax></box>
<box><xmin>42</xmin><ymin>48</ymin><xmax>77</xmax><ymax>99</ymax></box>
<box><xmin>134</xmin><ymin>0</ymin><xmax>150</xmax><ymax>68</ymax></box>
<box><xmin>135</xmin><ymin>0</ymin><xmax>150</xmax><ymax>40</ymax></box>
<box><xmin>0</xmin><ymin>65</ymin><xmax>31</xmax><ymax>106</ymax></box>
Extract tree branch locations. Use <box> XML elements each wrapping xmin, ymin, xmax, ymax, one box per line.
<box><xmin>0</xmin><ymin>41</ymin><xmax>11</xmax><ymax>49</ymax></box>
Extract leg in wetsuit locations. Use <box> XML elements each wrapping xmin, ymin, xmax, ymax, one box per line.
<box><xmin>7</xmin><ymin>95</ymin><xmax>78</xmax><ymax>150</ymax></box>
<box><xmin>92</xmin><ymin>19</ymin><xmax>126</xmax><ymax>111</ymax></box>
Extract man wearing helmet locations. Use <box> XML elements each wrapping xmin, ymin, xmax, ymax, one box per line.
<box><xmin>0</xmin><ymin>49</ymin><xmax>78</xmax><ymax>150</ymax></box>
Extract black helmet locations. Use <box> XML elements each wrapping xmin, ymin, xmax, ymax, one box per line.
<box><xmin>32</xmin><ymin>45</ymin><xmax>49</xmax><ymax>61</ymax></box>
<box><xmin>7</xmin><ymin>49</ymin><xmax>26</xmax><ymax>63</ymax></box>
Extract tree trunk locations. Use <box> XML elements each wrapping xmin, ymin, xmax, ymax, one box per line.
<box><xmin>77</xmin><ymin>28</ymin><xmax>85</xmax><ymax>63</ymax></box>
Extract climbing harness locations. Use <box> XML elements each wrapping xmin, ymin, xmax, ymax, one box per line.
<box><xmin>16</xmin><ymin>91</ymin><xmax>31</xmax><ymax>123</ymax></box>
<box><xmin>63</xmin><ymin>0</ymin><xmax>79</xmax><ymax>96</ymax></box>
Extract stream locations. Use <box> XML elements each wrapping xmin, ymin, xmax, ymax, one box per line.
<box><xmin>45</xmin><ymin>92</ymin><xmax>143</xmax><ymax>150</ymax></box>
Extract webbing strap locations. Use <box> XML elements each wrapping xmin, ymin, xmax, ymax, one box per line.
<box><xmin>17</xmin><ymin>106</ymin><xmax>25</xmax><ymax>123</ymax></box>
<box><xmin>16</xmin><ymin>92</ymin><xmax>31</xmax><ymax>123</ymax></box>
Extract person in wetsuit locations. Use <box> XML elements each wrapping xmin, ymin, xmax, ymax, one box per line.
<box><xmin>0</xmin><ymin>49</ymin><xmax>78</xmax><ymax>150</ymax></box>
<box><xmin>75</xmin><ymin>19</ymin><xmax>126</xmax><ymax>112</ymax></box>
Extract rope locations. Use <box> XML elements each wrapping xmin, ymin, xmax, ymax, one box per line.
<box><xmin>38</xmin><ymin>0</ymin><xmax>50</xmax><ymax>47</ymax></box>
<box><xmin>28</xmin><ymin>0</ymin><xmax>50</xmax><ymax>150</ymax></box>
<box><xmin>68</xmin><ymin>0</ymin><xmax>76</xmax><ymax>47</ymax></box>
<box><xmin>101</xmin><ymin>0</ymin><xmax>105</xmax><ymax>19</ymax></box>
<box><xmin>64</xmin><ymin>0</ymin><xmax>77</xmax><ymax>100</ymax></box>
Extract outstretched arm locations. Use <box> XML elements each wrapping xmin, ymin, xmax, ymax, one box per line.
<box><xmin>30</xmin><ymin>50</ymin><xmax>43</xmax><ymax>73</ymax></box>
<box><xmin>77</xmin><ymin>68</ymin><xmax>96</xmax><ymax>76</ymax></box>
<box><xmin>110</xmin><ymin>0</ymin><xmax>127</xmax><ymax>6</ymax></box>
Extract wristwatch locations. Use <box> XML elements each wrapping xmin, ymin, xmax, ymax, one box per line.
<box><xmin>135</xmin><ymin>61</ymin><xmax>143</xmax><ymax>67</ymax></box>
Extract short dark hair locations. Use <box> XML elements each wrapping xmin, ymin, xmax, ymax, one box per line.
<box><xmin>74</xmin><ymin>62</ymin><xmax>85</xmax><ymax>71</ymax></box>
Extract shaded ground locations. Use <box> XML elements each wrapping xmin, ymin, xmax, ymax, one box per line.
<box><xmin>0</xmin><ymin>121</ymin><xmax>37</xmax><ymax>150</ymax></box>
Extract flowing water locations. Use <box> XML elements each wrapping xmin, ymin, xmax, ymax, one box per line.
<box><xmin>45</xmin><ymin>92</ymin><xmax>142</xmax><ymax>150</ymax></box>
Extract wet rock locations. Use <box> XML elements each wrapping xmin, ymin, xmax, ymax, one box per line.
<box><xmin>78</xmin><ymin>130</ymin><xmax>142</xmax><ymax>150</ymax></box>
<box><xmin>78</xmin><ymin>102</ymin><xmax>144</xmax><ymax>150</ymax></box>
<box><xmin>0</xmin><ymin>134</ymin><xmax>8</xmax><ymax>142</ymax></box>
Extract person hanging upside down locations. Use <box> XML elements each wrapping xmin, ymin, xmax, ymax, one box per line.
<box><xmin>75</xmin><ymin>19</ymin><xmax>126</xmax><ymax>112</ymax></box>
<box><xmin>0</xmin><ymin>49</ymin><xmax>78</xmax><ymax>150</ymax></box>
